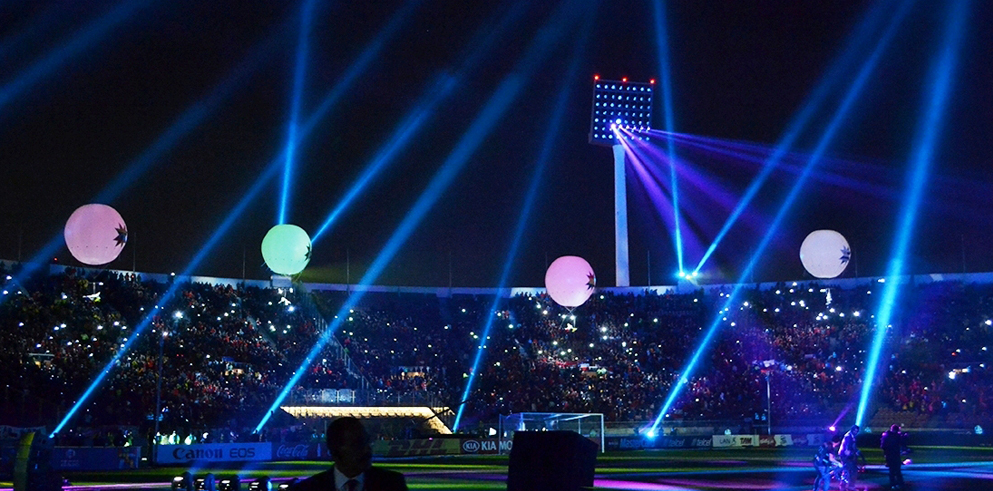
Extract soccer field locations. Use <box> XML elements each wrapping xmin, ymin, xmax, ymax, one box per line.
<box><xmin>19</xmin><ymin>447</ymin><xmax>991</xmax><ymax>491</ymax></box>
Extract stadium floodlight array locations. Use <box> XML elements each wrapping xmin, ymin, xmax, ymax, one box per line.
<box><xmin>588</xmin><ymin>76</ymin><xmax>653</xmax><ymax>146</ymax></box>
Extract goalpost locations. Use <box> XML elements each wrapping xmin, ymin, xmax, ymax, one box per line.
<box><xmin>498</xmin><ymin>412</ymin><xmax>605</xmax><ymax>454</ymax></box>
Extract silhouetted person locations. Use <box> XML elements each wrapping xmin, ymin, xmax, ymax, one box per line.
<box><xmin>880</xmin><ymin>424</ymin><xmax>908</xmax><ymax>490</ymax></box>
<box><xmin>291</xmin><ymin>417</ymin><xmax>407</xmax><ymax>491</ymax></box>
<box><xmin>812</xmin><ymin>440</ymin><xmax>840</xmax><ymax>491</ymax></box>
<box><xmin>838</xmin><ymin>425</ymin><xmax>861</xmax><ymax>491</ymax></box>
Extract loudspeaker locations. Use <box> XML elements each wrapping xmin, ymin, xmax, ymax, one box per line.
<box><xmin>507</xmin><ymin>431</ymin><xmax>598</xmax><ymax>491</ymax></box>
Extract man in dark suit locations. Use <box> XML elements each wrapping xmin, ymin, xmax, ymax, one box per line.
<box><xmin>290</xmin><ymin>417</ymin><xmax>407</xmax><ymax>491</ymax></box>
<box><xmin>880</xmin><ymin>424</ymin><xmax>908</xmax><ymax>490</ymax></box>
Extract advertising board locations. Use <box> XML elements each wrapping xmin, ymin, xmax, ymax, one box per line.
<box><xmin>52</xmin><ymin>447</ymin><xmax>141</xmax><ymax>471</ymax></box>
<box><xmin>155</xmin><ymin>443</ymin><xmax>272</xmax><ymax>464</ymax></box>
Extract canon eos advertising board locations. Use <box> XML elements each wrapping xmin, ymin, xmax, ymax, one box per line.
<box><xmin>155</xmin><ymin>443</ymin><xmax>272</xmax><ymax>464</ymax></box>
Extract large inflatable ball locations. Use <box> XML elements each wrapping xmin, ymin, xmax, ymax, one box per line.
<box><xmin>544</xmin><ymin>256</ymin><xmax>596</xmax><ymax>308</ymax></box>
<box><xmin>63</xmin><ymin>204</ymin><xmax>128</xmax><ymax>265</ymax></box>
<box><xmin>261</xmin><ymin>224</ymin><xmax>312</xmax><ymax>276</ymax></box>
<box><xmin>799</xmin><ymin>230</ymin><xmax>851</xmax><ymax>279</ymax></box>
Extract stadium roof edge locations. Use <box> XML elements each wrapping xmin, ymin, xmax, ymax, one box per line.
<box><xmin>5</xmin><ymin>258</ymin><xmax>993</xmax><ymax>298</ymax></box>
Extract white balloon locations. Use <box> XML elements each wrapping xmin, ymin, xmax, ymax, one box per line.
<box><xmin>544</xmin><ymin>256</ymin><xmax>596</xmax><ymax>308</ymax></box>
<box><xmin>261</xmin><ymin>224</ymin><xmax>311</xmax><ymax>276</ymax></box>
<box><xmin>799</xmin><ymin>230</ymin><xmax>851</xmax><ymax>278</ymax></box>
<box><xmin>64</xmin><ymin>204</ymin><xmax>128</xmax><ymax>265</ymax></box>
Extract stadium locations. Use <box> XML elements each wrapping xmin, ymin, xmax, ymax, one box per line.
<box><xmin>3</xmin><ymin>1</ymin><xmax>993</xmax><ymax>490</ymax></box>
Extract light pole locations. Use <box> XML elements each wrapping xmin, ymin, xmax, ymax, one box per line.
<box><xmin>753</xmin><ymin>359</ymin><xmax>777</xmax><ymax>435</ymax></box>
<box><xmin>155</xmin><ymin>311</ymin><xmax>182</xmax><ymax>452</ymax></box>
<box><xmin>155</xmin><ymin>329</ymin><xmax>167</xmax><ymax>439</ymax></box>
<box><xmin>153</xmin><ymin>329</ymin><xmax>166</xmax><ymax>461</ymax></box>
<box><xmin>764</xmin><ymin>372</ymin><xmax>772</xmax><ymax>435</ymax></box>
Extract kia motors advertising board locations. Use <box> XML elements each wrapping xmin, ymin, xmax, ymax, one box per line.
<box><xmin>458</xmin><ymin>439</ymin><xmax>509</xmax><ymax>454</ymax></box>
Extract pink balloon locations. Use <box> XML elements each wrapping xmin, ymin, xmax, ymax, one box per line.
<box><xmin>544</xmin><ymin>256</ymin><xmax>596</xmax><ymax>308</ymax></box>
<box><xmin>64</xmin><ymin>204</ymin><xmax>128</xmax><ymax>265</ymax></box>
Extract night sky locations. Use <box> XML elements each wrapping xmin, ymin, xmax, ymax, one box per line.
<box><xmin>1</xmin><ymin>0</ymin><xmax>991</xmax><ymax>287</ymax></box>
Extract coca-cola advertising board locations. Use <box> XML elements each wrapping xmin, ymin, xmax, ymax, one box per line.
<box><xmin>272</xmin><ymin>443</ymin><xmax>324</xmax><ymax>460</ymax></box>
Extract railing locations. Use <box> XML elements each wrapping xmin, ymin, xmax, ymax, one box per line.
<box><xmin>602</xmin><ymin>418</ymin><xmax>844</xmax><ymax>437</ymax></box>
<box><xmin>285</xmin><ymin>388</ymin><xmax>446</xmax><ymax>409</ymax></box>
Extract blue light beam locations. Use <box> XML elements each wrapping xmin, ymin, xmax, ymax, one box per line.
<box><xmin>256</xmin><ymin>0</ymin><xmax>586</xmax><ymax>433</ymax></box>
<box><xmin>277</xmin><ymin>0</ymin><xmax>317</xmax><ymax>225</ymax></box>
<box><xmin>49</xmin><ymin>156</ymin><xmax>282</xmax><ymax>438</ymax></box>
<box><xmin>310</xmin><ymin>1</ymin><xmax>530</xmax><ymax>244</ymax></box>
<box><xmin>7</xmin><ymin>24</ymin><xmax>287</xmax><ymax>300</ymax></box>
<box><xmin>0</xmin><ymin>3</ymin><xmax>65</xmax><ymax>63</ymax></box>
<box><xmin>0</xmin><ymin>0</ymin><xmax>155</xmax><ymax>116</ymax></box>
<box><xmin>310</xmin><ymin>76</ymin><xmax>456</xmax><ymax>242</ymax></box>
<box><xmin>613</xmin><ymin>133</ymin><xmax>708</xmax><ymax>266</ymax></box>
<box><xmin>690</xmin><ymin>0</ymin><xmax>899</xmax><ymax>275</ymax></box>
<box><xmin>293</xmin><ymin>0</ymin><xmax>424</xmax><ymax>158</ymax></box>
<box><xmin>48</xmin><ymin>2</ymin><xmax>423</xmax><ymax>435</ymax></box>
<box><xmin>649</xmin><ymin>0</ymin><xmax>912</xmax><ymax>435</ymax></box>
<box><xmin>452</xmin><ymin>4</ymin><xmax>596</xmax><ymax>432</ymax></box>
<box><xmin>856</xmin><ymin>0</ymin><xmax>969</xmax><ymax>426</ymax></box>
<box><xmin>652</xmin><ymin>0</ymin><xmax>684</xmax><ymax>275</ymax></box>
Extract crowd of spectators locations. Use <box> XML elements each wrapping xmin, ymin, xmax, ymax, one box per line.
<box><xmin>1</xmin><ymin>261</ymin><xmax>991</xmax><ymax>444</ymax></box>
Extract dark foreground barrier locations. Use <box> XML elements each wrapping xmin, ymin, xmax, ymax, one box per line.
<box><xmin>508</xmin><ymin>431</ymin><xmax>597</xmax><ymax>491</ymax></box>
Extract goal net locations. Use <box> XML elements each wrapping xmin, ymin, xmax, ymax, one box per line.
<box><xmin>497</xmin><ymin>412</ymin><xmax>604</xmax><ymax>454</ymax></box>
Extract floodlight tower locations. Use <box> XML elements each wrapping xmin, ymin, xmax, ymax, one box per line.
<box><xmin>589</xmin><ymin>76</ymin><xmax>654</xmax><ymax>286</ymax></box>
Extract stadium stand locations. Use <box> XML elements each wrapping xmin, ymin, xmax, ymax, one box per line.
<box><xmin>1</xmin><ymin>261</ymin><xmax>990</xmax><ymax>447</ymax></box>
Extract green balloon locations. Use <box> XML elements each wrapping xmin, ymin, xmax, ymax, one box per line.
<box><xmin>261</xmin><ymin>224</ymin><xmax>312</xmax><ymax>276</ymax></box>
